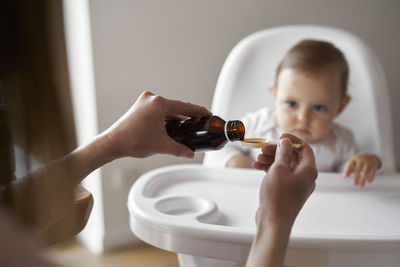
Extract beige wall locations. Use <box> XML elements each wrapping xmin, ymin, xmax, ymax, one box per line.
<box><xmin>87</xmin><ymin>0</ymin><xmax>400</xmax><ymax>249</ymax></box>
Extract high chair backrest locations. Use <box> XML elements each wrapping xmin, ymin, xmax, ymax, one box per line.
<box><xmin>203</xmin><ymin>25</ymin><xmax>396</xmax><ymax>173</ymax></box>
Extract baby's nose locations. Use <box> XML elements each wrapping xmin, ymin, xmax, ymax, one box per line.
<box><xmin>297</xmin><ymin>108</ymin><xmax>311</xmax><ymax>123</ymax></box>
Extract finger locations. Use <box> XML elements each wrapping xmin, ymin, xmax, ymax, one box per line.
<box><xmin>165</xmin><ymin>114</ymin><xmax>191</xmax><ymax>121</ymax></box>
<box><xmin>352</xmin><ymin>163</ymin><xmax>361</xmax><ymax>186</ymax></box>
<box><xmin>367</xmin><ymin>169</ymin><xmax>376</xmax><ymax>183</ymax></box>
<box><xmin>342</xmin><ymin>160</ymin><xmax>355</xmax><ymax>178</ymax></box>
<box><xmin>280</xmin><ymin>133</ymin><xmax>304</xmax><ymax>145</ymax></box>
<box><xmin>164</xmin><ymin>98</ymin><xmax>212</xmax><ymax>118</ymax></box>
<box><xmin>295</xmin><ymin>142</ymin><xmax>317</xmax><ymax>177</ymax></box>
<box><xmin>274</xmin><ymin>138</ymin><xmax>293</xmax><ymax>167</ymax></box>
<box><xmin>352</xmin><ymin>171</ymin><xmax>360</xmax><ymax>186</ymax></box>
<box><xmin>161</xmin><ymin>136</ymin><xmax>195</xmax><ymax>158</ymax></box>
<box><xmin>360</xmin><ymin>175</ymin><xmax>367</xmax><ymax>187</ymax></box>
<box><xmin>252</xmin><ymin>161</ymin><xmax>271</xmax><ymax>172</ymax></box>
<box><xmin>360</xmin><ymin>165</ymin><xmax>372</xmax><ymax>187</ymax></box>
<box><xmin>256</xmin><ymin>154</ymin><xmax>275</xmax><ymax>165</ymax></box>
<box><xmin>257</xmin><ymin>154</ymin><xmax>268</xmax><ymax>163</ymax></box>
<box><xmin>261</xmin><ymin>143</ymin><xmax>277</xmax><ymax>157</ymax></box>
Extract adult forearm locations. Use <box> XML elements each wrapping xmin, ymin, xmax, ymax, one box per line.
<box><xmin>0</xmin><ymin>132</ymin><xmax>115</xmax><ymax>230</ymax></box>
<box><xmin>246</xmin><ymin>221</ymin><xmax>291</xmax><ymax>267</ymax></box>
<box><xmin>64</xmin><ymin>132</ymin><xmax>118</xmax><ymax>186</ymax></box>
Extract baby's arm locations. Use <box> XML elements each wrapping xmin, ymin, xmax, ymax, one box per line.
<box><xmin>226</xmin><ymin>154</ymin><xmax>253</xmax><ymax>168</ymax></box>
<box><xmin>342</xmin><ymin>153</ymin><xmax>382</xmax><ymax>187</ymax></box>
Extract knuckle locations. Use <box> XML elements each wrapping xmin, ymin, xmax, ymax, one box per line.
<box><xmin>354</xmin><ymin>164</ymin><xmax>362</xmax><ymax>172</ymax></box>
<box><xmin>140</xmin><ymin>90</ymin><xmax>154</xmax><ymax>98</ymax></box>
<box><xmin>151</xmin><ymin>95</ymin><xmax>165</xmax><ymax>106</ymax></box>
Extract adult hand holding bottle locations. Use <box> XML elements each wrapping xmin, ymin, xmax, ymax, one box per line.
<box><xmin>102</xmin><ymin>91</ymin><xmax>212</xmax><ymax>159</ymax></box>
<box><xmin>246</xmin><ymin>133</ymin><xmax>318</xmax><ymax>267</ymax></box>
<box><xmin>71</xmin><ymin>91</ymin><xmax>212</xmax><ymax>180</ymax></box>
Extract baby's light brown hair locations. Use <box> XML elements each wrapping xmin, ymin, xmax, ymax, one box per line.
<box><xmin>275</xmin><ymin>39</ymin><xmax>349</xmax><ymax>98</ymax></box>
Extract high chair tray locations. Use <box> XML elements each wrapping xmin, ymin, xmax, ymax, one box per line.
<box><xmin>127</xmin><ymin>164</ymin><xmax>400</xmax><ymax>262</ymax></box>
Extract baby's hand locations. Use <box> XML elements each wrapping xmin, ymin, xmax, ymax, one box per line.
<box><xmin>342</xmin><ymin>154</ymin><xmax>381</xmax><ymax>187</ymax></box>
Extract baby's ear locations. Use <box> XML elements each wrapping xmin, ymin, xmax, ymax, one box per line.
<box><xmin>269</xmin><ymin>84</ymin><xmax>277</xmax><ymax>100</ymax></box>
<box><xmin>337</xmin><ymin>94</ymin><xmax>351</xmax><ymax>115</ymax></box>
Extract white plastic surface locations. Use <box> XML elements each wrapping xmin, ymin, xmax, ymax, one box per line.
<box><xmin>128</xmin><ymin>164</ymin><xmax>400</xmax><ymax>266</ymax></box>
<box><xmin>203</xmin><ymin>25</ymin><xmax>395</xmax><ymax>173</ymax></box>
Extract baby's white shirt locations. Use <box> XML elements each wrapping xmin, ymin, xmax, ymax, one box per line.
<box><xmin>217</xmin><ymin>107</ymin><xmax>358</xmax><ymax>172</ymax></box>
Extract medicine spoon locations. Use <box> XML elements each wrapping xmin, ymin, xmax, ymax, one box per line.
<box><xmin>241</xmin><ymin>138</ymin><xmax>302</xmax><ymax>149</ymax></box>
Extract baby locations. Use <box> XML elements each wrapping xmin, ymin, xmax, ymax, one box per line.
<box><xmin>220</xmin><ymin>39</ymin><xmax>381</xmax><ymax>187</ymax></box>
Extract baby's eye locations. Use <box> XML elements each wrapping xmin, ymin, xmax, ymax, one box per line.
<box><xmin>286</xmin><ymin>101</ymin><xmax>297</xmax><ymax>108</ymax></box>
<box><xmin>314</xmin><ymin>105</ymin><xmax>327</xmax><ymax>112</ymax></box>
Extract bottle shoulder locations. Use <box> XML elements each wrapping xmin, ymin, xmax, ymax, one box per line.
<box><xmin>206</xmin><ymin>116</ymin><xmax>226</xmax><ymax>129</ymax></box>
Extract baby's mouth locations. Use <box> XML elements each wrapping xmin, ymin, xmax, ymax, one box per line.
<box><xmin>294</xmin><ymin>128</ymin><xmax>311</xmax><ymax>136</ymax></box>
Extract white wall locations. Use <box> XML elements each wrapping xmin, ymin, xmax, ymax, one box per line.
<box><xmin>84</xmin><ymin>0</ymin><xmax>400</xmax><ymax>250</ymax></box>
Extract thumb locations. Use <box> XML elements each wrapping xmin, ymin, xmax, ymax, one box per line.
<box><xmin>162</xmin><ymin>137</ymin><xmax>195</xmax><ymax>158</ymax></box>
<box><xmin>274</xmin><ymin>138</ymin><xmax>293</xmax><ymax>167</ymax></box>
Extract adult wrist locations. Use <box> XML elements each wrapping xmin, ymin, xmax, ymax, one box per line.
<box><xmin>247</xmin><ymin>216</ymin><xmax>292</xmax><ymax>267</ymax></box>
<box><xmin>256</xmin><ymin>207</ymin><xmax>295</xmax><ymax>232</ymax></box>
<box><xmin>66</xmin><ymin>133</ymin><xmax>118</xmax><ymax>184</ymax></box>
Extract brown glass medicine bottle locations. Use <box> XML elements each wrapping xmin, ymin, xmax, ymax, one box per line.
<box><xmin>165</xmin><ymin>115</ymin><xmax>245</xmax><ymax>151</ymax></box>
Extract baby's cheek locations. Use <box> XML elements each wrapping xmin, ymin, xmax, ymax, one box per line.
<box><xmin>315</xmin><ymin>119</ymin><xmax>333</xmax><ymax>134</ymax></box>
<box><xmin>277</xmin><ymin>114</ymin><xmax>294</xmax><ymax>131</ymax></box>
<box><xmin>279</xmin><ymin>119</ymin><xmax>293</xmax><ymax>132</ymax></box>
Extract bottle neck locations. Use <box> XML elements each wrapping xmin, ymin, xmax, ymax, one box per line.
<box><xmin>224</xmin><ymin>120</ymin><xmax>245</xmax><ymax>142</ymax></box>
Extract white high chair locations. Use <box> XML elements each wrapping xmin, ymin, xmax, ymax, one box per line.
<box><xmin>203</xmin><ymin>24</ymin><xmax>395</xmax><ymax>172</ymax></box>
<box><xmin>128</xmin><ymin>25</ymin><xmax>400</xmax><ymax>267</ymax></box>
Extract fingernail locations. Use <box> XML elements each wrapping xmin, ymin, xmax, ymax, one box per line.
<box><xmin>279</xmin><ymin>138</ymin><xmax>290</xmax><ymax>147</ymax></box>
<box><xmin>183</xmin><ymin>151</ymin><xmax>194</xmax><ymax>159</ymax></box>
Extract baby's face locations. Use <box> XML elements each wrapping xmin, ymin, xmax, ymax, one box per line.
<box><xmin>271</xmin><ymin>67</ymin><xmax>349</xmax><ymax>143</ymax></box>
